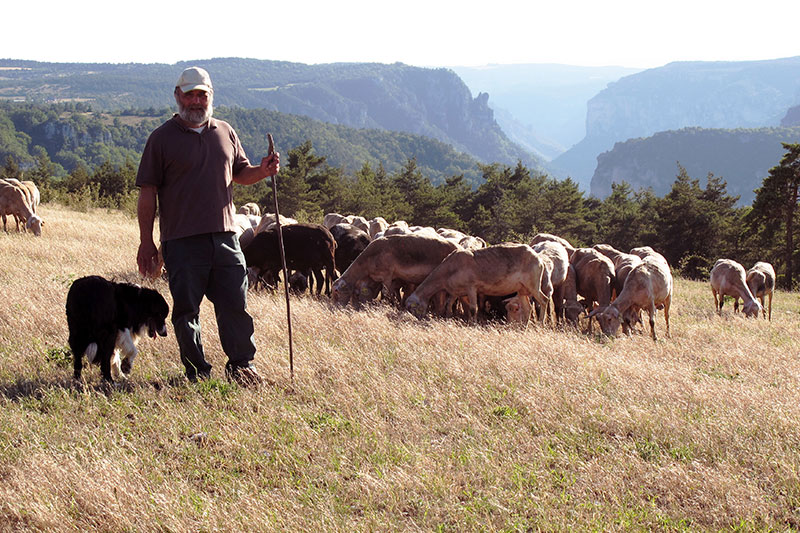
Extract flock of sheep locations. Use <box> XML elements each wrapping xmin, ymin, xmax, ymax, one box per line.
<box><xmin>234</xmin><ymin>203</ymin><xmax>777</xmax><ymax>341</ymax></box>
<box><xmin>1</xmin><ymin>186</ymin><xmax>774</xmax><ymax>341</ymax></box>
<box><xmin>0</xmin><ymin>178</ymin><xmax>43</xmax><ymax>236</ymax></box>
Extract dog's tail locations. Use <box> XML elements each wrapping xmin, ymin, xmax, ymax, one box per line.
<box><xmin>85</xmin><ymin>343</ymin><xmax>98</xmax><ymax>363</ymax></box>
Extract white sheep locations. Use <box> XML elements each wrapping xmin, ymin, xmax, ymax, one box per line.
<box><xmin>236</xmin><ymin>202</ymin><xmax>261</xmax><ymax>217</ymax></box>
<box><xmin>709</xmin><ymin>259</ymin><xmax>762</xmax><ymax>318</ymax></box>
<box><xmin>744</xmin><ymin>261</ymin><xmax>775</xmax><ymax>320</ymax></box>
<box><xmin>588</xmin><ymin>256</ymin><xmax>673</xmax><ymax>340</ymax></box>
<box><xmin>0</xmin><ymin>180</ymin><xmax>43</xmax><ymax>236</ymax></box>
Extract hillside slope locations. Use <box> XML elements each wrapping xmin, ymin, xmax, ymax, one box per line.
<box><xmin>0</xmin><ymin>58</ymin><xmax>546</xmax><ymax>173</ymax></box>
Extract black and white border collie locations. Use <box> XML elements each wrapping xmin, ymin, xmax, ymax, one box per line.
<box><xmin>66</xmin><ymin>276</ymin><xmax>169</xmax><ymax>382</ymax></box>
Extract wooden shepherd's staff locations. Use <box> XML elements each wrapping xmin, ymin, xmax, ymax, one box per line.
<box><xmin>267</xmin><ymin>133</ymin><xmax>294</xmax><ymax>380</ymax></box>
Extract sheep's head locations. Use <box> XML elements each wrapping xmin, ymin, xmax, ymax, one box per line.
<box><xmin>405</xmin><ymin>293</ymin><xmax>427</xmax><ymax>319</ymax></box>
<box><xmin>564</xmin><ymin>300</ymin><xmax>584</xmax><ymax>324</ymax></box>
<box><xmin>289</xmin><ymin>271</ymin><xmax>308</xmax><ymax>294</ymax></box>
<box><xmin>742</xmin><ymin>300</ymin><xmax>763</xmax><ymax>318</ymax></box>
<box><xmin>331</xmin><ymin>278</ymin><xmax>352</xmax><ymax>305</ymax></box>
<box><xmin>504</xmin><ymin>295</ymin><xmax>531</xmax><ymax>326</ymax></box>
<box><xmin>589</xmin><ymin>305</ymin><xmax>621</xmax><ymax>337</ymax></box>
<box><xmin>26</xmin><ymin>215</ymin><xmax>43</xmax><ymax>236</ymax></box>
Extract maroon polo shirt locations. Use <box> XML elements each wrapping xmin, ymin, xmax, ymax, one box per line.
<box><xmin>136</xmin><ymin>115</ymin><xmax>251</xmax><ymax>242</ymax></box>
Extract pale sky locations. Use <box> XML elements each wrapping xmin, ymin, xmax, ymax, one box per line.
<box><xmin>4</xmin><ymin>0</ymin><xmax>800</xmax><ymax>69</ymax></box>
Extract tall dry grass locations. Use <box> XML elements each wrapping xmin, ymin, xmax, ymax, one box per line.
<box><xmin>1</xmin><ymin>203</ymin><xmax>800</xmax><ymax>531</ymax></box>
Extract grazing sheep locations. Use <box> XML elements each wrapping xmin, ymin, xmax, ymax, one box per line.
<box><xmin>368</xmin><ymin>217</ymin><xmax>388</xmax><ymax>239</ymax></box>
<box><xmin>21</xmin><ymin>180</ymin><xmax>40</xmax><ymax>213</ymax></box>
<box><xmin>0</xmin><ymin>180</ymin><xmax>43</xmax><ymax>236</ymax></box>
<box><xmin>570</xmin><ymin>248</ymin><xmax>616</xmax><ymax>333</ymax></box>
<box><xmin>532</xmin><ymin>240</ymin><xmax>571</xmax><ymax>323</ymax></box>
<box><xmin>745</xmin><ymin>262</ymin><xmax>775</xmax><ymax>320</ymax></box>
<box><xmin>593</xmin><ymin>244</ymin><xmax>644</xmax><ymax>299</ymax></box>
<box><xmin>709</xmin><ymin>259</ymin><xmax>762</xmax><ymax>318</ymax></box>
<box><xmin>243</xmin><ymin>223</ymin><xmax>336</xmax><ymax>296</ymax></box>
<box><xmin>236</xmin><ymin>202</ymin><xmax>261</xmax><ymax>217</ymax></box>
<box><xmin>405</xmin><ymin>243</ymin><xmax>549</xmax><ymax>324</ymax></box>
<box><xmin>588</xmin><ymin>256</ymin><xmax>673</xmax><ymax>340</ymax></box>
<box><xmin>331</xmin><ymin>234</ymin><xmax>459</xmax><ymax>307</ymax></box>
<box><xmin>530</xmin><ymin>233</ymin><xmax>576</xmax><ymax>258</ymax></box>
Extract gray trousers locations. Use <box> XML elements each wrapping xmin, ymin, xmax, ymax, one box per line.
<box><xmin>161</xmin><ymin>232</ymin><xmax>256</xmax><ymax>379</ymax></box>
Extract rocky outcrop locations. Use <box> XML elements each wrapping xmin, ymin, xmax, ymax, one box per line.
<box><xmin>590</xmin><ymin>126</ymin><xmax>800</xmax><ymax>205</ymax></box>
<box><xmin>781</xmin><ymin>105</ymin><xmax>800</xmax><ymax>127</ymax></box>
<box><xmin>554</xmin><ymin>57</ymin><xmax>800</xmax><ymax>189</ymax></box>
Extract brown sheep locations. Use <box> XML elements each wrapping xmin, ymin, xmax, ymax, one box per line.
<box><xmin>405</xmin><ymin>243</ymin><xmax>549</xmax><ymax>324</ymax></box>
<box><xmin>331</xmin><ymin>234</ymin><xmax>459</xmax><ymax>307</ymax></box>
<box><xmin>569</xmin><ymin>248</ymin><xmax>616</xmax><ymax>333</ymax></box>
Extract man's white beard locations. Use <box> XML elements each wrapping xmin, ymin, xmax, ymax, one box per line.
<box><xmin>178</xmin><ymin>102</ymin><xmax>213</xmax><ymax>125</ymax></box>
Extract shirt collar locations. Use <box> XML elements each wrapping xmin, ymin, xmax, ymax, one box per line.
<box><xmin>171</xmin><ymin>114</ymin><xmax>218</xmax><ymax>132</ymax></box>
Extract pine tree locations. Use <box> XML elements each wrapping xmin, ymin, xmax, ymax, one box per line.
<box><xmin>746</xmin><ymin>143</ymin><xmax>800</xmax><ymax>288</ymax></box>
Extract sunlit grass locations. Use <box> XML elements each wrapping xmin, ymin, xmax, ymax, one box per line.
<box><xmin>1</xmin><ymin>203</ymin><xmax>799</xmax><ymax>530</ymax></box>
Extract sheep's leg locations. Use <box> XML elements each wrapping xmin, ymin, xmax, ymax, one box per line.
<box><xmin>733</xmin><ymin>297</ymin><xmax>739</xmax><ymax>313</ymax></box>
<box><xmin>647</xmin><ymin>303</ymin><xmax>657</xmax><ymax>341</ymax></box>
<box><xmin>467</xmin><ymin>289</ymin><xmax>479</xmax><ymax>324</ymax></box>
<box><xmin>712</xmin><ymin>288</ymin><xmax>722</xmax><ymax>314</ymax></box>
<box><xmin>313</xmin><ymin>268</ymin><xmax>324</xmax><ymax>296</ymax></box>
<box><xmin>767</xmin><ymin>292</ymin><xmax>773</xmax><ymax>321</ymax></box>
<box><xmin>663</xmin><ymin>293</ymin><xmax>671</xmax><ymax>338</ymax></box>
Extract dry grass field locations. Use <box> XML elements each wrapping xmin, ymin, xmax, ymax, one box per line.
<box><xmin>2</xmin><ymin>203</ymin><xmax>800</xmax><ymax>532</ymax></box>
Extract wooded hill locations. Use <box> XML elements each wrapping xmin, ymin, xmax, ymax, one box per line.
<box><xmin>0</xmin><ymin>101</ymin><xmax>484</xmax><ymax>186</ymax></box>
<box><xmin>0</xmin><ymin>58</ymin><xmax>546</xmax><ymax>174</ymax></box>
<box><xmin>590</xmin><ymin>126</ymin><xmax>800</xmax><ymax>204</ymax></box>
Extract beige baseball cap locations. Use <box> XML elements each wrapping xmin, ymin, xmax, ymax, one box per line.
<box><xmin>176</xmin><ymin>67</ymin><xmax>213</xmax><ymax>93</ymax></box>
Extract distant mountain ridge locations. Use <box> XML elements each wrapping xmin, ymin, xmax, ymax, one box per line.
<box><xmin>0</xmin><ymin>58</ymin><xmax>546</xmax><ymax>174</ymax></box>
<box><xmin>450</xmin><ymin>63</ymin><xmax>642</xmax><ymax>159</ymax></box>
<box><xmin>554</xmin><ymin>57</ymin><xmax>800</xmax><ymax>188</ymax></box>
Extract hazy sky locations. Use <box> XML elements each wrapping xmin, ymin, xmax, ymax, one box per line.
<box><xmin>5</xmin><ymin>0</ymin><xmax>800</xmax><ymax>68</ymax></box>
